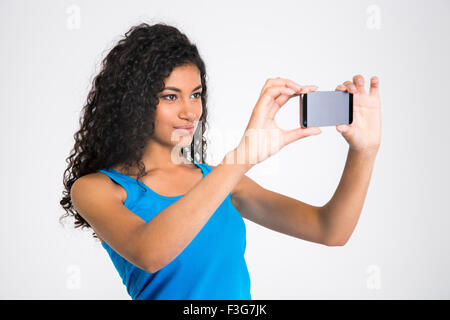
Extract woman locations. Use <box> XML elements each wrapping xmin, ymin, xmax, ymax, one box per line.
<box><xmin>60</xmin><ymin>22</ymin><xmax>381</xmax><ymax>300</ymax></box>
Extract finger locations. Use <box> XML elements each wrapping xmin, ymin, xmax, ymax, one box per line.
<box><xmin>259</xmin><ymin>85</ymin><xmax>297</xmax><ymax>118</ymax></box>
<box><xmin>298</xmin><ymin>85</ymin><xmax>319</xmax><ymax>94</ymax></box>
<box><xmin>283</xmin><ymin>126</ymin><xmax>322</xmax><ymax>146</ymax></box>
<box><xmin>265</xmin><ymin>87</ymin><xmax>299</xmax><ymax>119</ymax></box>
<box><xmin>353</xmin><ymin>74</ymin><xmax>366</xmax><ymax>94</ymax></box>
<box><xmin>262</xmin><ymin>85</ymin><xmax>297</xmax><ymax>102</ymax></box>
<box><xmin>335</xmin><ymin>84</ymin><xmax>347</xmax><ymax>92</ymax></box>
<box><xmin>369</xmin><ymin>76</ymin><xmax>380</xmax><ymax>96</ymax></box>
<box><xmin>336</xmin><ymin>123</ymin><xmax>355</xmax><ymax>138</ymax></box>
<box><xmin>336</xmin><ymin>124</ymin><xmax>350</xmax><ymax>134</ymax></box>
<box><xmin>343</xmin><ymin>80</ymin><xmax>357</xmax><ymax>94</ymax></box>
<box><xmin>282</xmin><ymin>85</ymin><xmax>318</xmax><ymax>100</ymax></box>
<box><xmin>268</xmin><ymin>85</ymin><xmax>318</xmax><ymax>119</ymax></box>
<box><xmin>262</xmin><ymin>77</ymin><xmax>312</xmax><ymax>94</ymax></box>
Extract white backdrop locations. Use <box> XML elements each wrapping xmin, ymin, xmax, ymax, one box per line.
<box><xmin>1</xmin><ymin>0</ymin><xmax>449</xmax><ymax>299</ymax></box>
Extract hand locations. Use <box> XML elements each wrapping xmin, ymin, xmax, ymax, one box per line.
<box><xmin>335</xmin><ymin>75</ymin><xmax>382</xmax><ymax>153</ymax></box>
<box><xmin>228</xmin><ymin>78</ymin><xmax>322</xmax><ymax>168</ymax></box>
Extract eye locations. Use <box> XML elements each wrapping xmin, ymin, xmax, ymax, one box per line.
<box><xmin>162</xmin><ymin>94</ymin><xmax>177</xmax><ymax>101</ymax></box>
<box><xmin>161</xmin><ymin>92</ymin><xmax>202</xmax><ymax>101</ymax></box>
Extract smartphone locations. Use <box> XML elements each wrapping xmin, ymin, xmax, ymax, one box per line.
<box><xmin>300</xmin><ymin>91</ymin><xmax>353</xmax><ymax>128</ymax></box>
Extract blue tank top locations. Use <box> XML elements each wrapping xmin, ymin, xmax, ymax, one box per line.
<box><xmin>97</xmin><ymin>161</ymin><xmax>251</xmax><ymax>300</ymax></box>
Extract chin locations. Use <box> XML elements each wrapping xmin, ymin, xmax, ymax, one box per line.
<box><xmin>171</xmin><ymin>135</ymin><xmax>193</xmax><ymax>147</ymax></box>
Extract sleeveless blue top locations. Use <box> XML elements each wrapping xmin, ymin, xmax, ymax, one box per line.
<box><xmin>97</xmin><ymin>161</ymin><xmax>251</xmax><ymax>300</ymax></box>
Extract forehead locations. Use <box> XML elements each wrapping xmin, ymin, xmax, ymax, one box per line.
<box><xmin>164</xmin><ymin>64</ymin><xmax>201</xmax><ymax>86</ymax></box>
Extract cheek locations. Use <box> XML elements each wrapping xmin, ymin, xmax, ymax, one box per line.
<box><xmin>152</xmin><ymin>112</ymin><xmax>172</xmax><ymax>137</ymax></box>
<box><xmin>155</xmin><ymin>108</ymin><xmax>176</xmax><ymax>125</ymax></box>
<box><xmin>196</xmin><ymin>104</ymin><xmax>203</xmax><ymax>119</ymax></box>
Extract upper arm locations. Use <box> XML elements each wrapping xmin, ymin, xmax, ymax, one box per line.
<box><xmin>210</xmin><ymin>165</ymin><xmax>328</xmax><ymax>245</ymax></box>
<box><xmin>71</xmin><ymin>174</ymin><xmax>153</xmax><ymax>272</ymax></box>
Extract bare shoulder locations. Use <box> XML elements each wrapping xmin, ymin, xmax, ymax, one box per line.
<box><xmin>70</xmin><ymin>172</ymin><xmax>154</xmax><ymax>266</ymax></box>
<box><xmin>71</xmin><ymin>172</ymin><xmax>126</xmax><ymax>207</ymax></box>
<box><xmin>70</xmin><ymin>172</ymin><xmax>128</xmax><ymax>243</ymax></box>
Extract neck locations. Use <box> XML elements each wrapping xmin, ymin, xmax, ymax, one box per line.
<box><xmin>114</xmin><ymin>139</ymin><xmax>193</xmax><ymax>175</ymax></box>
<box><xmin>142</xmin><ymin>139</ymin><xmax>190</xmax><ymax>170</ymax></box>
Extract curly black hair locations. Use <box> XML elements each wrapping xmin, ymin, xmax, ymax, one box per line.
<box><xmin>59</xmin><ymin>22</ymin><xmax>209</xmax><ymax>239</ymax></box>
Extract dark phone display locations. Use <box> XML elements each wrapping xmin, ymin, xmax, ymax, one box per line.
<box><xmin>300</xmin><ymin>91</ymin><xmax>353</xmax><ymax>128</ymax></box>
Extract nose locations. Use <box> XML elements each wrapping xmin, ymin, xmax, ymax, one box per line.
<box><xmin>178</xmin><ymin>101</ymin><xmax>198</xmax><ymax>121</ymax></box>
<box><xmin>179</xmin><ymin>110</ymin><xmax>196</xmax><ymax>121</ymax></box>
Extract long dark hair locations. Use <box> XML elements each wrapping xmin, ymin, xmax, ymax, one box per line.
<box><xmin>59</xmin><ymin>22</ymin><xmax>209</xmax><ymax>238</ymax></box>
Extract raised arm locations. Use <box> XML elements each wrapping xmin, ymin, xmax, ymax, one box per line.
<box><xmin>320</xmin><ymin>74</ymin><xmax>381</xmax><ymax>245</ymax></box>
<box><xmin>319</xmin><ymin>149</ymin><xmax>378</xmax><ymax>246</ymax></box>
<box><xmin>215</xmin><ymin>149</ymin><xmax>377</xmax><ymax>247</ymax></box>
<box><xmin>229</xmin><ymin>172</ymin><xmax>327</xmax><ymax>246</ymax></box>
<box><xmin>226</xmin><ymin>75</ymin><xmax>381</xmax><ymax>247</ymax></box>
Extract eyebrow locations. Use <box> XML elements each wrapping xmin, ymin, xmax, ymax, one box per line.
<box><xmin>162</xmin><ymin>85</ymin><xmax>202</xmax><ymax>93</ymax></box>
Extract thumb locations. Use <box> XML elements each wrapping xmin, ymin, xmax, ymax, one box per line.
<box><xmin>336</xmin><ymin>124</ymin><xmax>351</xmax><ymax>134</ymax></box>
<box><xmin>283</xmin><ymin>127</ymin><xmax>322</xmax><ymax>146</ymax></box>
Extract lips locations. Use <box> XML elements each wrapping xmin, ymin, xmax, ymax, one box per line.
<box><xmin>174</xmin><ymin>125</ymin><xmax>194</xmax><ymax>129</ymax></box>
<box><xmin>173</xmin><ymin>125</ymin><xmax>194</xmax><ymax>135</ymax></box>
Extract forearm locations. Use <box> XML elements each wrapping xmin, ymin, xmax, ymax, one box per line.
<box><xmin>319</xmin><ymin>148</ymin><xmax>378</xmax><ymax>246</ymax></box>
<box><xmin>139</xmin><ymin>149</ymin><xmax>251</xmax><ymax>272</ymax></box>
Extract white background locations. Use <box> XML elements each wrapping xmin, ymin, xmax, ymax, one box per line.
<box><xmin>1</xmin><ymin>0</ymin><xmax>449</xmax><ymax>299</ymax></box>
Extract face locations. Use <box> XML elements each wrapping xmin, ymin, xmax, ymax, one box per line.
<box><xmin>152</xmin><ymin>64</ymin><xmax>203</xmax><ymax>149</ymax></box>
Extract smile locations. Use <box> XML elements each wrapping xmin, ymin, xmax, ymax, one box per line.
<box><xmin>173</xmin><ymin>126</ymin><xmax>194</xmax><ymax>134</ymax></box>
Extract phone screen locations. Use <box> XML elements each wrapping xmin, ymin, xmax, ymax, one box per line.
<box><xmin>300</xmin><ymin>91</ymin><xmax>353</xmax><ymax>128</ymax></box>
